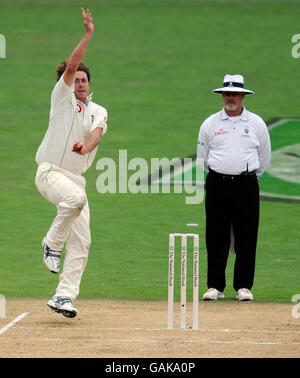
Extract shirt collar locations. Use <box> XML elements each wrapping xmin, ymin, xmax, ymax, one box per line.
<box><xmin>88</xmin><ymin>91</ymin><xmax>93</xmax><ymax>103</ymax></box>
<box><xmin>76</xmin><ymin>91</ymin><xmax>93</xmax><ymax>107</ymax></box>
<box><xmin>220</xmin><ymin>106</ymin><xmax>248</xmax><ymax>121</ymax></box>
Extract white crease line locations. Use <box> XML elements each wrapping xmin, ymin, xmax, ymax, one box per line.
<box><xmin>182</xmin><ymin>339</ymin><xmax>300</xmax><ymax>346</ymax></box>
<box><xmin>111</xmin><ymin>339</ymin><xmax>300</xmax><ymax>346</ymax></box>
<box><xmin>35</xmin><ymin>338</ymin><xmax>300</xmax><ymax>346</ymax></box>
<box><xmin>16</xmin><ymin>326</ymin><xmax>300</xmax><ymax>334</ymax></box>
<box><xmin>1</xmin><ymin>335</ymin><xmax>299</xmax><ymax>346</ymax></box>
<box><xmin>0</xmin><ymin>313</ymin><xmax>29</xmax><ymax>335</ymax></box>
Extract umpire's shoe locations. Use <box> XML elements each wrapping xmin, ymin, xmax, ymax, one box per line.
<box><xmin>47</xmin><ymin>296</ymin><xmax>77</xmax><ymax>318</ymax></box>
<box><xmin>236</xmin><ymin>288</ymin><xmax>254</xmax><ymax>301</ymax></box>
<box><xmin>42</xmin><ymin>238</ymin><xmax>61</xmax><ymax>273</ymax></box>
<box><xmin>202</xmin><ymin>288</ymin><xmax>225</xmax><ymax>300</ymax></box>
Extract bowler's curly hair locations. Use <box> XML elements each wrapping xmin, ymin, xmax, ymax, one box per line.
<box><xmin>56</xmin><ymin>59</ymin><xmax>91</xmax><ymax>82</ymax></box>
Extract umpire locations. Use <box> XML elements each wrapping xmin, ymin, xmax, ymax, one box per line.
<box><xmin>197</xmin><ymin>74</ymin><xmax>271</xmax><ymax>301</ymax></box>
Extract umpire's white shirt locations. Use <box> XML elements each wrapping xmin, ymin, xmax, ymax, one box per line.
<box><xmin>197</xmin><ymin>107</ymin><xmax>271</xmax><ymax>176</ymax></box>
<box><xmin>36</xmin><ymin>73</ymin><xmax>108</xmax><ymax>175</ymax></box>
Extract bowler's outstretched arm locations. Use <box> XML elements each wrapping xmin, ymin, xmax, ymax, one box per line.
<box><xmin>64</xmin><ymin>8</ymin><xmax>94</xmax><ymax>87</ymax></box>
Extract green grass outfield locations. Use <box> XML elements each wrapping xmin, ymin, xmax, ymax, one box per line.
<box><xmin>0</xmin><ymin>0</ymin><xmax>299</xmax><ymax>304</ymax></box>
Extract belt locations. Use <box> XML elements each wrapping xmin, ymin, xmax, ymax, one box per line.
<box><xmin>209</xmin><ymin>168</ymin><xmax>256</xmax><ymax>181</ymax></box>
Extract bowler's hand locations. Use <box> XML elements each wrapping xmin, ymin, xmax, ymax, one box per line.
<box><xmin>72</xmin><ymin>142</ymin><xmax>86</xmax><ymax>155</ymax></box>
<box><xmin>81</xmin><ymin>8</ymin><xmax>94</xmax><ymax>36</ymax></box>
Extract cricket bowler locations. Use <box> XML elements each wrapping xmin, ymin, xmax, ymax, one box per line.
<box><xmin>35</xmin><ymin>8</ymin><xmax>108</xmax><ymax>317</ymax></box>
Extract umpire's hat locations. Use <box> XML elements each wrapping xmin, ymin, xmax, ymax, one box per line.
<box><xmin>213</xmin><ymin>74</ymin><xmax>254</xmax><ymax>95</ymax></box>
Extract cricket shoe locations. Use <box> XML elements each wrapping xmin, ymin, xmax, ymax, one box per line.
<box><xmin>47</xmin><ymin>296</ymin><xmax>77</xmax><ymax>318</ymax></box>
<box><xmin>202</xmin><ymin>288</ymin><xmax>225</xmax><ymax>300</ymax></box>
<box><xmin>42</xmin><ymin>238</ymin><xmax>61</xmax><ymax>273</ymax></box>
<box><xmin>236</xmin><ymin>288</ymin><xmax>254</xmax><ymax>301</ymax></box>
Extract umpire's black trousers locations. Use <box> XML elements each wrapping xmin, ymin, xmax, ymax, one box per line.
<box><xmin>205</xmin><ymin>169</ymin><xmax>260</xmax><ymax>292</ymax></box>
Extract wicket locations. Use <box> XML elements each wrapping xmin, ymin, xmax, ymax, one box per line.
<box><xmin>168</xmin><ymin>233</ymin><xmax>199</xmax><ymax>330</ymax></box>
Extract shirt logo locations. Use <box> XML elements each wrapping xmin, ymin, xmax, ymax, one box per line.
<box><xmin>215</xmin><ymin>128</ymin><xmax>229</xmax><ymax>136</ymax></box>
<box><xmin>242</xmin><ymin>128</ymin><xmax>250</xmax><ymax>138</ymax></box>
<box><xmin>76</xmin><ymin>104</ymin><xmax>82</xmax><ymax>113</ymax></box>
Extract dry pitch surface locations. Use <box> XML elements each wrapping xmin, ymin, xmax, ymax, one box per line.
<box><xmin>0</xmin><ymin>299</ymin><xmax>299</xmax><ymax>358</ymax></box>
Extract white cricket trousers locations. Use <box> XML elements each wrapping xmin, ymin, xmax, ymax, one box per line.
<box><xmin>35</xmin><ymin>162</ymin><xmax>91</xmax><ymax>300</ymax></box>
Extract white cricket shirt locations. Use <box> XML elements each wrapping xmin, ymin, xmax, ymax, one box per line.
<box><xmin>35</xmin><ymin>73</ymin><xmax>108</xmax><ymax>175</ymax></box>
<box><xmin>197</xmin><ymin>107</ymin><xmax>271</xmax><ymax>176</ymax></box>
